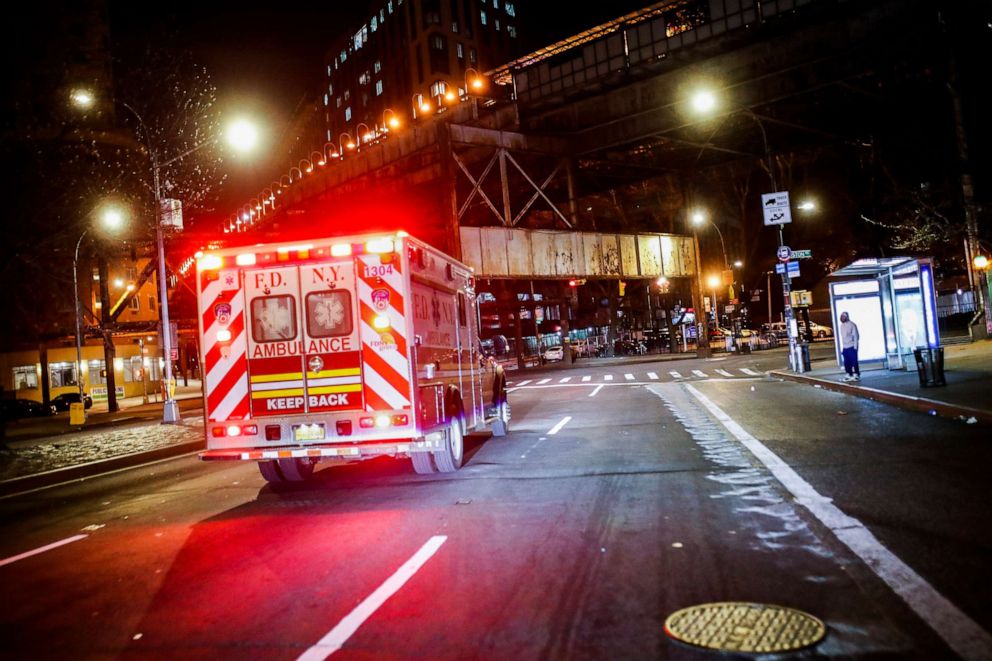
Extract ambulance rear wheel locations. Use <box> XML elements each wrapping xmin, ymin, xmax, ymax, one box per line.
<box><xmin>258</xmin><ymin>458</ymin><xmax>315</xmax><ymax>483</ymax></box>
<box><xmin>433</xmin><ymin>413</ymin><xmax>464</xmax><ymax>473</ymax></box>
<box><xmin>411</xmin><ymin>452</ymin><xmax>436</xmax><ymax>475</ymax></box>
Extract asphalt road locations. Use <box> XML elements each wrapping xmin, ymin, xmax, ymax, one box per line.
<box><xmin>1</xmin><ymin>351</ymin><xmax>989</xmax><ymax>659</ymax></box>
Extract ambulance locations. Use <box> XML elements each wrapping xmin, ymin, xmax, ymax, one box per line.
<box><xmin>195</xmin><ymin>232</ymin><xmax>510</xmax><ymax>482</ymax></box>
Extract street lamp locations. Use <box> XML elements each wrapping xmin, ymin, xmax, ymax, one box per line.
<box><xmin>689</xmin><ymin>208</ymin><xmax>729</xmax><ymax>269</ymax></box>
<box><xmin>356</xmin><ymin>122</ymin><xmax>374</xmax><ymax>147</ymax></box>
<box><xmin>73</xmin><ymin>202</ymin><xmax>126</xmax><ymax>421</ymax></box>
<box><xmin>707</xmin><ymin>274</ymin><xmax>721</xmax><ymax>325</ymax></box>
<box><xmin>339</xmin><ymin>132</ymin><xmax>356</xmax><ymax>156</ymax></box>
<box><xmin>412</xmin><ymin>93</ymin><xmax>432</xmax><ymax>119</ymax></box>
<box><xmin>383</xmin><ymin>108</ymin><xmax>400</xmax><ymax>131</ymax></box>
<box><xmin>115</xmin><ymin>101</ymin><xmax>259</xmax><ymax>423</ymax></box>
<box><xmin>465</xmin><ymin>68</ymin><xmax>486</xmax><ymax>96</ymax></box>
<box><xmin>690</xmin><ymin>86</ymin><xmax>804</xmax><ymax>371</ymax></box>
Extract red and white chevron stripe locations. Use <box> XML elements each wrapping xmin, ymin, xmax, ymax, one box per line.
<box><xmin>200</xmin><ymin>269</ymin><xmax>250</xmax><ymax>422</ymax></box>
<box><xmin>356</xmin><ymin>254</ymin><xmax>412</xmax><ymax>411</ymax></box>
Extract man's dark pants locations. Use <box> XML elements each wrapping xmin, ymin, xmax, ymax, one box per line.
<box><xmin>842</xmin><ymin>346</ymin><xmax>860</xmax><ymax>376</ymax></box>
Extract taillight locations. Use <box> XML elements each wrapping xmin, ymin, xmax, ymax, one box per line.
<box><xmin>215</xmin><ymin>424</ymin><xmax>258</xmax><ymax>438</ymax></box>
<box><xmin>265</xmin><ymin>425</ymin><xmax>281</xmax><ymax>440</ymax></box>
<box><xmin>391</xmin><ymin>414</ymin><xmax>409</xmax><ymax>426</ymax></box>
<box><xmin>336</xmin><ymin>420</ymin><xmax>353</xmax><ymax>436</ymax></box>
<box><xmin>359</xmin><ymin>417</ymin><xmax>375</xmax><ymax>429</ymax></box>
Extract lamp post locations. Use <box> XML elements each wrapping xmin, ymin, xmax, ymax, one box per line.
<box><xmin>412</xmin><ymin>93</ymin><xmax>431</xmax><ymax>119</ymax></box>
<box><xmin>73</xmin><ymin>204</ymin><xmax>125</xmax><ymax>420</ymax></box>
<box><xmin>690</xmin><ymin>208</ymin><xmax>729</xmax><ymax>269</ymax></box>
<box><xmin>116</xmin><ymin>101</ymin><xmax>259</xmax><ymax>423</ymax></box>
<box><xmin>356</xmin><ymin>122</ymin><xmax>373</xmax><ymax>147</ymax></box>
<box><xmin>382</xmin><ymin>109</ymin><xmax>400</xmax><ymax>132</ymax></box>
<box><xmin>690</xmin><ymin>88</ymin><xmax>803</xmax><ymax>371</ymax></box>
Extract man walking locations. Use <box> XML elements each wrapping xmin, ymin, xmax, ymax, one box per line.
<box><xmin>839</xmin><ymin>311</ymin><xmax>860</xmax><ymax>382</ymax></box>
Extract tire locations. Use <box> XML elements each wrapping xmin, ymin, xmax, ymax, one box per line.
<box><xmin>257</xmin><ymin>458</ymin><xmax>315</xmax><ymax>483</ymax></box>
<box><xmin>817</xmin><ymin>331</ymin><xmax>826</xmax><ymax>338</ymax></box>
<box><xmin>433</xmin><ymin>411</ymin><xmax>465</xmax><ymax>473</ymax></box>
<box><xmin>411</xmin><ymin>452</ymin><xmax>436</xmax><ymax>474</ymax></box>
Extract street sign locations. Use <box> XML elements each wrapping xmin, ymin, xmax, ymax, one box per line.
<box><xmin>777</xmin><ymin>245</ymin><xmax>792</xmax><ymax>262</ymax></box>
<box><xmin>792</xmin><ymin>249</ymin><xmax>812</xmax><ymax>259</ymax></box>
<box><xmin>775</xmin><ymin>261</ymin><xmax>801</xmax><ymax>278</ymax></box>
<box><xmin>762</xmin><ymin>192</ymin><xmax>792</xmax><ymax>226</ymax></box>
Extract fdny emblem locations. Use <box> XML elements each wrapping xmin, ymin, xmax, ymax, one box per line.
<box><xmin>371</xmin><ymin>288</ymin><xmax>390</xmax><ymax>311</ymax></box>
<box><xmin>213</xmin><ymin>302</ymin><xmax>232</xmax><ymax>325</ymax></box>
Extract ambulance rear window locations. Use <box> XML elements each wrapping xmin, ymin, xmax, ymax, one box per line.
<box><xmin>250</xmin><ymin>295</ymin><xmax>298</xmax><ymax>343</ymax></box>
<box><xmin>306</xmin><ymin>290</ymin><xmax>353</xmax><ymax>338</ymax></box>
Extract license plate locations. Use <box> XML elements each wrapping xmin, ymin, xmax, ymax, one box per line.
<box><xmin>293</xmin><ymin>423</ymin><xmax>326</xmax><ymax>442</ymax></box>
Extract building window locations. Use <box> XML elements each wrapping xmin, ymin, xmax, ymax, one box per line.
<box><xmin>359</xmin><ymin>71</ymin><xmax>371</xmax><ymax>85</ymax></box>
<box><xmin>506</xmin><ymin>2</ymin><xmax>515</xmax><ymax>17</ymax></box>
<box><xmin>381</xmin><ymin>9</ymin><xmax>385</xmax><ymax>22</ymax></box>
<box><xmin>508</xmin><ymin>24</ymin><xmax>516</xmax><ymax>38</ymax></box>
<box><xmin>129</xmin><ymin>297</ymin><xmax>140</xmax><ymax>311</ymax></box>
<box><xmin>375</xmin><ymin>80</ymin><xmax>383</xmax><ymax>96</ymax></box>
<box><xmin>124</xmin><ymin>356</ymin><xmax>143</xmax><ymax>383</ymax></box>
<box><xmin>374</xmin><ymin>60</ymin><xmax>381</xmax><ymax>73</ymax></box>
<box><xmin>126</xmin><ymin>266</ymin><xmax>137</xmax><ymax>280</ymax></box>
<box><xmin>336</xmin><ymin>96</ymin><xmax>342</xmax><ymax>108</ymax></box>
<box><xmin>148</xmin><ymin>295</ymin><xmax>156</xmax><ymax>311</ymax></box>
<box><xmin>452</xmin><ymin>21</ymin><xmax>459</xmax><ymax>33</ymax></box>
<box><xmin>456</xmin><ymin>42</ymin><xmax>464</xmax><ymax>59</ymax></box>
<box><xmin>495</xmin><ymin>19</ymin><xmax>500</xmax><ymax>31</ymax></box>
<box><xmin>324</xmin><ymin>94</ymin><xmax>329</xmax><ymax>106</ymax></box>
<box><xmin>430</xmin><ymin>80</ymin><xmax>447</xmax><ymax>98</ymax></box>
<box><xmin>493</xmin><ymin>0</ymin><xmax>499</xmax><ymax>8</ymax></box>
<box><xmin>88</xmin><ymin>360</ymin><xmax>106</xmax><ymax>386</ymax></box>
<box><xmin>431</xmin><ymin>34</ymin><xmax>445</xmax><ymax>50</ymax></box>
<box><xmin>387</xmin><ymin>1</ymin><xmax>393</xmax><ymax>13</ymax></box>
<box><xmin>12</xmin><ymin>365</ymin><xmax>38</xmax><ymax>390</ymax></box>
<box><xmin>49</xmin><ymin>362</ymin><xmax>78</xmax><ymax>388</ymax></box>
<box><xmin>344</xmin><ymin>89</ymin><xmax>351</xmax><ymax>101</ymax></box>
<box><xmin>371</xmin><ymin>16</ymin><xmax>378</xmax><ymax>32</ymax></box>
<box><xmin>345</xmin><ymin>106</ymin><xmax>352</xmax><ymax>121</ymax></box>
<box><xmin>469</xmin><ymin>48</ymin><xmax>477</xmax><ymax>64</ymax></box>
<box><xmin>480</xmin><ymin>10</ymin><xmax>487</xmax><ymax>26</ymax></box>
<box><xmin>426</xmin><ymin>11</ymin><xmax>441</xmax><ymax>25</ymax></box>
<box><xmin>327</xmin><ymin>65</ymin><xmax>332</xmax><ymax>77</ymax></box>
<box><xmin>340</xmin><ymin>50</ymin><xmax>347</xmax><ymax>63</ymax></box>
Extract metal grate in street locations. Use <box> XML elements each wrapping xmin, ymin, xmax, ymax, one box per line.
<box><xmin>664</xmin><ymin>602</ymin><xmax>825</xmax><ymax>653</ymax></box>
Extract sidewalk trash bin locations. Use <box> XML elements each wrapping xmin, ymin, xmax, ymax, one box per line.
<box><xmin>913</xmin><ymin>347</ymin><xmax>946</xmax><ymax>387</ymax></box>
<box><xmin>799</xmin><ymin>343</ymin><xmax>811</xmax><ymax>372</ymax></box>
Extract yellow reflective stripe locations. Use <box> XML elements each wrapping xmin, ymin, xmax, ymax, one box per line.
<box><xmin>311</xmin><ymin>368</ymin><xmax>362</xmax><ymax>378</ymax></box>
<box><xmin>250</xmin><ymin>372</ymin><xmax>304</xmax><ymax>383</ymax></box>
<box><xmin>251</xmin><ymin>388</ymin><xmax>305</xmax><ymax>398</ymax></box>
<box><xmin>307</xmin><ymin>384</ymin><xmax>363</xmax><ymax>395</ymax></box>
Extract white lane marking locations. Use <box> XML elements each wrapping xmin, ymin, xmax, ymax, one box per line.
<box><xmin>521</xmin><ymin>437</ymin><xmax>547</xmax><ymax>459</ymax></box>
<box><xmin>682</xmin><ymin>384</ymin><xmax>992</xmax><ymax>661</ymax></box>
<box><xmin>647</xmin><ymin>372</ymin><xmax>659</xmax><ymax>380</ymax></box>
<box><xmin>715</xmin><ymin>369</ymin><xmax>733</xmax><ymax>377</ymax></box>
<box><xmin>604</xmin><ymin>374</ymin><xmax>614</xmax><ymax>381</ymax></box>
<box><xmin>515</xmin><ymin>379</ymin><xmax>532</xmax><ymax>387</ymax></box>
<box><xmin>547</xmin><ymin>416</ymin><xmax>572</xmax><ymax>435</ymax></box>
<box><xmin>0</xmin><ymin>534</ymin><xmax>88</xmax><ymax>568</ymax></box>
<box><xmin>624</xmin><ymin>373</ymin><xmax>635</xmax><ymax>380</ymax></box>
<box><xmin>691</xmin><ymin>370</ymin><xmax>707</xmax><ymax>378</ymax></box>
<box><xmin>581</xmin><ymin>375</ymin><xmax>591</xmax><ymax>382</ymax></box>
<box><xmin>537</xmin><ymin>378</ymin><xmax>552</xmax><ymax>385</ymax></box>
<box><xmin>298</xmin><ymin>536</ymin><xmax>448</xmax><ymax>660</ymax></box>
<box><xmin>559</xmin><ymin>377</ymin><xmax>572</xmax><ymax>383</ymax></box>
<box><xmin>669</xmin><ymin>371</ymin><xmax>683</xmax><ymax>379</ymax></box>
<box><xmin>588</xmin><ymin>385</ymin><xmax>604</xmax><ymax>398</ymax></box>
<box><xmin>741</xmin><ymin>368</ymin><xmax>763</xmax><ymax>376</ymax></box>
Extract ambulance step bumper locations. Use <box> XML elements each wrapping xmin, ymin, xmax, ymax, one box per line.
<box><xmin>199</xmin><ymin>438</ymin><xmax>442</xmax><ymax>462</ymax></box>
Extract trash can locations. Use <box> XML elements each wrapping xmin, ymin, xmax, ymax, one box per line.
<box><xmin>913</xmin><ymin>347</ymin><xmax>946</xmax><ymax>387</ymax></box>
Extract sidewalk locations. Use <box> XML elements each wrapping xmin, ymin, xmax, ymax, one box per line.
<box><xmin>771</xmin><ymin>340</ymin><xmax>992</xmax><ymax>426</ymax></box>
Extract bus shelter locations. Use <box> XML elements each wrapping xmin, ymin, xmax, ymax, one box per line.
<box><xmin>828</xmin><ymin>257</ymin><xmax>940</xmax><ymax>370</ymax></box>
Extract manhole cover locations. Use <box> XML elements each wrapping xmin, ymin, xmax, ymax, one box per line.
<box><xmin>664</xmin><ymin>602</ymin><xmax>825</xmax><ymax>653</ymax></box>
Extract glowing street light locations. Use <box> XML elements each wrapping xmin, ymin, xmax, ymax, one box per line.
<box><xmin>226</xmin><ymin>118</ymin><xmax>259</xmax><ymax>153</ymax></box>
<box><xmin>691</xmin><ymin>89</ymin><xmax>717</xmax><ymax>114</ymax></box>
<box><xmin>797</xmin><ymin>199</ymin><xmax>816</xmax><ymax>212</ymax></box>
<box><xmin>383</xmin><ymin>108</ymin><xmax>400</xmax><ymax>131</ymax></box>
<box><xmin>70</xmin><ymin>88</ymin><xmax>95</xmax><ymax>110</ymax></box>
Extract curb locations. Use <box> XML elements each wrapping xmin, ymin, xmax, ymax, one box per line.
<box><xmin>0</xmin><ymin>440</ymin><xmax>205</xmax><ymax>499</ymax></box>
<box><xmin>771</xmin><ymin>370</ymin><xmax>992</xmax><ymax>426</ymax></box>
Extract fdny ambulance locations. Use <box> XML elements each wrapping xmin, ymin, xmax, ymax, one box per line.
<box><xmin>195</xmin><ymin>232</ymin><xmax>510</xmax><ymax>482</ymax></box>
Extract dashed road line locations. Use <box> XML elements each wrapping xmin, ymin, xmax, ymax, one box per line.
<box><xmin>515</xmin><ymin>380</ymin><xmax>532</xmax><ymax>387</ymax></box>
<box><xmin>647</xmin><ymin>372</ymin><xmax>659</xmax><ymax>380</ymax></box>
<box><xmin>741</xmin><ymin>368</ymin><xmax>763</xmax><ymax>376</ymax></box>
<box><xmin>0</xmin><ymin>534</ymin><xmax>88</xmax><ymax>568</ymax></box>
<box><xmin>624</xmin><ymin>373</ymin><xmax>635</xmax><ymax>380</ymax></box>
<box><xmin>537</xmin><ymin>378</ymin><xmax>552</xmax><ymax>385</ymax></box>
<box><xmin>581</xmin><ymin>375</ymin><xmax>591</xmax><ymax>382</ymax></box>
<box><xmin>559</xmin><ymin>377</ymin><xmax>572</xmax><ymax>383</ymax></box>
<box><xmin>548</xmin><ymin>416</ymin><xmax>572</xmax><ymax>435</ymax></box>
<box><xmin>298</xmin><ymin>536</ymin><xmax>448</xmax><ymax>660</ymax></box>
<box><xmin>669</xmin><ymin>371</ymin><xmax>683</xmax><ymax>379</ymax></box>
<box><xmin>589</xmin><ymin>384</ymin><xmax>604</xmax><ymax>398</ymax></box>
<box><xmin>604</xmin><ymin>374</ymin><xmax>614</xmax><ymax>381</ymax></box>
<box><xmin>691</xmin><ymin>370</ymin><xmax>707</xmax><ymax>378</ymax></box>
<box><xmin>715</xmin><ymin>369</ymin><xmax>733</xmax><ymax>377</ymax></box>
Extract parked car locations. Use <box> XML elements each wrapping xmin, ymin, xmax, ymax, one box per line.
<box><xmin>762</xmin><ymin>322</ymin><xmax>790</xmax><ymax>339</ymax></box>
<box><xmin>542</xmin><ymin>345</ymin><xmax>564</xmax><ymax>362</ymax></box>
<box><xmin>51</xmin><ymin>392</ymin><xmax>94</xmax><ymax>411</ymax></box>
<box><xmin>805</xmin><ymin>322</ymin><xmax>833</xmax><ymax>338</ymax></box>
<box><xmin>0</xmin><ymin>398</ymin><xmax>57</xmax><ymax>420</ymax></box>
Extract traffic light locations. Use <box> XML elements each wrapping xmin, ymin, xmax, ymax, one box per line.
<box><xmin>568</xmin><ymin>278</ymin><xmax>586</xmax><ymax>287</ymax></box>
<box><xmin>618</xmin><ymin>281</ymin><xmax>626</xmax><ymax>297</ymax></box>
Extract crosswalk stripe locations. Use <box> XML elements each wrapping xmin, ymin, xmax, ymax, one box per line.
<box><xmin>559</xmin><ymin>377</ymin><xmax>571</xmax><ymax>383</ymax></box>
<box><xmin>741</xmin><ymin>368</ymin><xmax>763</xmax><ymax>376</ymax></box>
<box><xmin>669</xmin><ymin>371</ymin><xmax>683</xmax><ymax>379</ymax></box>
<box><xmin>647</xmin><ymin>372</ymin><xmax>659</xmax><ymax>380</ymax></box>
<box><xmin>515</xmin><ymin>380</ymin><xmax>531</xmax><ymax>387</ymax></box>
<box><xmin>581</xmin><ymin>375</ymin><xmax>591</xmax><ymax>382</ymax></box>
<box><xmin>716</xmin><ymin>369</ymin><xmax>733</xmax><ymax>377</ymax></box>
<box><xmin>624</xmin><ymin>373</ymin><xmax>635</xmax><ymax>380</ymax></box>
<box><xmin>692</xmin><ymin>370</ymin><xmax>707</xmax><ymax>378</ymax></box>
<box><xmin>537</xmin><ymin>378</ymin><xmax>551</xmax><ymax>385</ymax></box>
<box><xmin>604</xmin><ymin>374</ymin><xmax>614</xmax><ymax>381</ymax></box>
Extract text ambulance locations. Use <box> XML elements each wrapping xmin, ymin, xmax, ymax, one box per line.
<box><xmin>196</xmin><ymin>232</ymin><xmax>510</xmax><ymax>482</ymax></box>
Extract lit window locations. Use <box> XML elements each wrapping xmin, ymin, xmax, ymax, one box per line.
<box><xmin>508</xmin><ymin>25</ymin><xmax>516</xmax><ymax>38</ymax></box>
<box><xmin>328</xmin><ymin>82</ymin><xmax>333</xmax><ymax>94</ymax></box>
<box><xmin>456</xmin><ymin>42</ymin><xmax>464</xmax><ymax>58</ymax></box>
<box><xmin>374</xmin><ymin>60</ymin><xmax>381</xmax><ymax>73</ymax></box>
<box><xmin>480</xmin><ymin>10</ymin><xmax>487</xmax><ymax>25</ymax></box>
<box><xmin>495</xmin><ymin>19</ymin><xmax>500</xmax><ymax>31</ymax></box>
<box><xmin>345</xmin><ymin>106</ymin><xmax>352</xmax><ymax>121</ymax></box>
<box><xmin>493</xmin><ymin>0</ymin><xmax>499</xmax><ymax>8</ymax></box>
<box><xmin>431</xmin><ymin>34</ymin><xmax>445</xmax><ymax>50</ymax></box>
<box><xmin>430</xmin><ymin>80</ymin><xmax>447</xmax><ymax>97</ymax></box>
<box><xmin>506</xmin><ymin>3</ymin><xmax>515</xmax><ymax>17</ymax></box>
<box><xmin>327</xmin><ymin>65</ymin><xmax>332</xmax><ymax>77</ymax></box>
<box><xmin>452</xmin><ymin>21</ymin><xmax>459</xmax><ymax>33</ymax></box>
<box><xmin>469</xmin><ymin>48</ymin><xmax>477</xmax><ymax>64</ymax></box>
<box><xmin>375</xmin><ymin>80</ymin><xmax>383</xmax><ymax>96</ymax></box>
<box><xmin>371</xmin><ymin>16</ymin><xmax>378</xmax><ymax>32</ymax></box>
<box><xmin>344</xmin><ymin>89</ymin><xmax>350</xmax><ymax>101</ymax></box>
<box><xmin>336</xmin><ymin>96</ymin><xmax>342</xmax><ymax>108</ymax></box>
<box><xmin>387</xmin><ymin>1</ymin><xmax>393</xmax><ymax>13</ymax></box>
<box><xmin>340</xmin><ymin>50</ymin><xmax>347</xmax><ymax>63</ymax></box>
<box><xmin>381</xmin><ymin>9</ymin><xmax>385</xmax><ymax>21</ymax></box>
<box><xmin>323</xmin><ymin>94</ymin><xmax>329</xmax><ymax>106</ymax></box>
<box><xmin>49</xmin><ymin>362</ymin><xmax>78</xmax><ymax>388</ymax></box>
<box><xmin>12</xmin><ymin>365</ymin><xmax>38</xmax><ymax>390</ymax></box>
